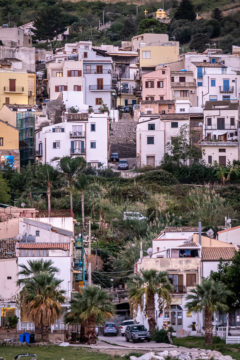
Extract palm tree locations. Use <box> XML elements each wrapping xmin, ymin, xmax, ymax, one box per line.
<box><xmin>59</xmin><ymin>156</ymin><xmax>87</xmax><ymax>217</ymax></box>
<box><xmin>66</xmin><ymin>286</ymin><xmax>114</xmax><ymax>344</ymax></box>
<box><xmin>20</xmin><ymin>273</ymin><xmax>65</xmax><ymax>341</ymax></box>
<box><xmin>36</xmin><ymin>164</ymin><xmax>60</xmax><ymax>217</ymax></box>
<box><xmin>18</xmin><ymin>259</ymin><xmax>59</xmax><ymax>285</ymax></box>
<box><xmin>186</xmin><ymin>278</ymin><xmax>232</xmax><ymax>345</ymax></box>
<box><xmin>75</xmin><ymin>173</ymin><xmax>87</xmax><ymax>227</ymax></box>
<box><xmin>128</xmin><ymin>269</ymin><xmax>172</xmax><ymax>332</ymax></box>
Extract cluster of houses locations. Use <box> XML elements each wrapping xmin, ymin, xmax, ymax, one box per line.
<box><xmin>0</xmin><ymin>204</ymin><xmax>240</xmax><ymax>339</ymax></box>
<box><xmin>2</xmin><ymin>27</ymin><xmax>240</xmax><ymax>170</ymax></box>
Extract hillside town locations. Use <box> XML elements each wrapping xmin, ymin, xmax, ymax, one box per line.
<box><xmin>2</xmin><ymin>0</ymin><xmax>240</xmax><ymax>359</ymax></box>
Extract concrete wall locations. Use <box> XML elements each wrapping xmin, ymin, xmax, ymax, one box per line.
<box><xmin>0</xmin><ymin>46</ymin><xmax>35</xmax><ymax>72</ymax></box>
<box><xmin>140</xmin><ymin>44</ymin><xmax>179</xmax><ymax>69</ymax></box>
<box><xmin>132</xmin><ymin>33</ymin><xmax>169</xmax><ymax>51</ymax></box>
<box><xmin>37</xmin><ymin>217</ymin><xmax>74</xmax><ymax>232</ymax></box>
<box><xmin>202</xmin><ymin>145</ymin><xmax>238</xmax><ymax>164</ymax></box>
<box><xmin>0</xmin><ymin>105</ymin><xmax>17</xmax><ymax>127</ymax></box>
<box><xmin>0</xmin><ymin>258</ymin><xmax>18</xmax><ymax>301</ymax></box>
<box><xmin>218</xmin><ymin>227</ymin><xmax>240</xmax><ymax>245</ymax></box>
<box><xmin>142</xmin><ymin>67</ymin><xmax>172</xmax><ymax>101</ymax></box>
<box><xmin>0</xmin><ymin>121</ymin><xmax>19</xmax><ymax>150</ymax></box>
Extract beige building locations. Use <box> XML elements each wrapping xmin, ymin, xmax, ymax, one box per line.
<box><xmin>171</xmin><ymin>70</ymin><xmax>197</xmax><ymax>106</ymax></box>
<box><xmin>0</xmin><ymin>119</ymin><xmax>20</xmax><ymax>171</ymax></box>
<box><xmin>0</xmin><ymin>27</ymin><xmax>32</xmax><ymax>47</ymax></box>
<box><xmin>201</xmin><ymin>101</ymin><xmax>239</xmax><ymax>165</ymax></box>
<box><xmin>47</xmin><ymin>59</ymin><xmax>83</xmax><ymax>100</ymax></box>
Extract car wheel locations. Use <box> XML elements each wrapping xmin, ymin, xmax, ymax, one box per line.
<box><xmin>147</xmin><ymin>338</ymin><xmax>151</xmax><ymax>342</ymax></box>
<box><xmin>126</xmin><ymin>336</ymin><xmax>129</xmax><ymax>342</ymax></box>
<box><xmin>121</xmin><ymin>334</ymin><xmax>124</xmax><ymax>337</ymax></box>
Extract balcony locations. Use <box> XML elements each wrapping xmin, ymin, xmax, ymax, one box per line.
<box><xmin>70</xmin><ymin>131</ymin><xmax>85</xmax><ymax>138</ymax></box>
<box><xmin>89</xmin><ymin>85</ymin><xmax>112</xmax><ymax>91</ymax></box>
<box><xmin>84</xmin><ymin>69</ymin><xmax>112</xmax><ymax>74</ymax></box>
<box><xmin>171</xmin><ymin>82</ymin><xmax>196</xmax><ymax>88</ymax></box>
<box><xmin>66</xmin><ymin>113</ymin><xmax>88</xmax><ymax>122</ymax></box>
<box><xmin>219</xmin><ymin>86</ymin><xmax>234</xmax><ymax>93</ymax></box>
<box><xmin>35</xmin><ymin>151</ymin><xmax>42</xmax><ymax>157</ymax></box>
<box><xmin>3</xmin><ymin>86</ymin><xmax>25</xmax><ymax>93</ymax></box>
<box><xmin>70</xmin><ymin>148</ymin><xmax>85</xmax><ymax>155</ymax></box>
<box><xmin>201</xmin><ymin>140</ymin><xmax>238</xmax><ymax>147</ymax></box>
<box><xmin>173</xmin><ymin>285</ymin><xmax>187</xmax><ymax>294</ymax></box>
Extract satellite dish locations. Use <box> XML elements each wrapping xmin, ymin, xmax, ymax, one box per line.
<box><xmin>147</xmin><ymin>248</ymin><xmax>153</xmax><ymax>256</ymax></box>
<box><xmin>207</xmin><ymin>228</ymin><xmax>214</xmax><ymax>238</ymax></box>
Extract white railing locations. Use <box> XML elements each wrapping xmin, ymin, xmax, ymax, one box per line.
<box><xmin>19</xmin><ymin>322</ymin><xmax>35</xmax><ymax>331</ymax></box>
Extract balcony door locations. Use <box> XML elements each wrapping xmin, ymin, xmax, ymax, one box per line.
<box><xmin>223</xmin><ymin>79</ymin><xmax>229</xmax><ymax>92</ymax></box>
<box><xmin>170</xmin><ymin>305</ymin><xmax>183</xmax><ymax>331</ymax></box>
<box><xmin>9</xmin><ymin>79</ymin><xmax>16</xmax><ymax>91</ymax></box>
<box><xmin>217</xmin><ymin>118</ymin><xmax>225</xmax><ymax>130</ymax></box>
<box><xmin>97</xmin><ymin>78</ymin><xmax>103</xmax><ymax>90</ymax></box>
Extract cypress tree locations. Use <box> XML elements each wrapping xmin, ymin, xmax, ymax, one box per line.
<box><xmin>174</xmin><ymin>0</ymin><xmax>196</xmax><ymax>21</ymax></box>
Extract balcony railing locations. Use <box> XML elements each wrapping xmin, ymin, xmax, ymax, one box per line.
<box><xmin>35</xmin><ymin>151</ymin><xmax>43</xmax><ymax>157</ymax></box>
<box><xmin>84</xmin><ymin>69</ymin><xmax>112</xmax><ymax>74</ymax></box>
<box><xmin>171</xmin><ymin>81</ymin><xmax>196</xmax><ymax>88</ymax></box>
<box><xmin>89</xmin><ymin>85</ymin><xmax>112</xmax><ymax>91</ymax></box>
<box><xmin>3</xmin><ymin>86</ymin><xmax>25</xmax><ymax>93</ymax></box>
<box><xmin>70</xmin><ymin>131</ymin><xmax>85</xmax><ymax>138</ymax></box>
<box><xmin>219</xmin><ymin>86</ymin><xmax>234</xmax><ymax>93</ymax></box>
<box><xmin>70</xmin><ymin>148</ymin><xmax>85</xmax><ymax>155</ymax></box>
<box><xmin>173</xmin><ymin>285</ymin><xmax>187</xmax><ymax>294</ymax></box>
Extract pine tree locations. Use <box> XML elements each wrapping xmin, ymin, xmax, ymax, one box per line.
<box><xmin>174</xmin><ymin>0</ymin><xmax>196</xmax><ymax>21</ymax></box>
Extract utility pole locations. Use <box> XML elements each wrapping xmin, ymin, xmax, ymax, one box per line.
<box><xmin>140</xmin><ymin>240</ymin><xmax>143</xmax><ymax>259</ymax></box>
<box><xmin>88</xmin><ymin>219</ymin><xmax>92</xmax><ymax>286</ymax></box>
<box><xmin>102</xmin><ymin>10</ymin><xmax>105</xmax><ymax>27</ymax></box>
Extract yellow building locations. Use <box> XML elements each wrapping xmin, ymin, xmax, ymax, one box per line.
<box><xmin>139</xmin><ymin>43</ymin><xmax>179</xmax><ymax>70</ymax></box>
<box><xmin>0</xmin><ymin>70</ymin><xmax>36</xmax><ymax>109</ymax></box>
<box><xmin>156</xmin><ymin>8</ymin><xmax>167</xmax><ymax>19</ymax></box>
<box><xmin>0</xmin><ymin>120</ymin><xmax>20</xmax><ymax>171</ymax></box>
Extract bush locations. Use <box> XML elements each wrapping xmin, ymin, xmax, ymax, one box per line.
<box><xmin>152</xmin><ymin>329</ymin><xmax>170</xmax><ymax>343</ymax></box>
<box><xmin>135</xmin><ymin>169</ymin><xmax>178</xmax><ymax>186</ymax></box>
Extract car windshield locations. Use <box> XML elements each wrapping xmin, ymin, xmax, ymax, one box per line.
<box><xmin>119</xmin><ymin>160</ymin><xmax>127</xmax><ymax>164</ymax></box>
<box><xmin>122</xmin><ymin>321</ymin><xmax>134</xmax><ymax>325</ymax></box>
<box><xmin>131</xmin><ymin>325</ymin><xmax>146</xmax><ymax>332</ymax></box>
<box><xmin>106</xmin><ymin>323</ymin><xmax>115</xmax><ymax>327</ymax></box>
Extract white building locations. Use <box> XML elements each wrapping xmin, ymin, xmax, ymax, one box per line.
<box><xmin>201</xmin><ymin>101</ymin><xmax>239</xmax><ymax>165</ymax></box>
<box><xmin>136</xmin><ymin>114</ymin><xmax>190</xmax><ymax>167</ymax></box>
<box><xmin>35</xmin><ymin>112</ymin><xmax>109</xmax><ymax>168</ymax></box>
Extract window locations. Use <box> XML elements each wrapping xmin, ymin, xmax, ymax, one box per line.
<box><xmin>0</xmin><ymin>137</ymin><xmax>3</xmax><ymax>146</ymax></box>
<box><xmin>230</xmin><ymin>117</ymin><xmax>235</xmax><ymax>126</ymax></box>
<box><xmin>211</xmin><ymin>79</ymin><xmax>216</xmax><ymax>87</ymax></box>
<box><xmin>160</xmin><ymin>96</ymin><xmax>164</xmax><ymax>100</ymax></box>
<box><xmin>209</xmin><ymin>95</ymin><xmax>218</xmax><ymax>101</ymax></box>
<box><xmin>208</xmin><ymin>155</ymin><xmax>212</xmax><ymax>165</ymax></box>
<box><xmin>222</xmin><ymin>95</ymin><xmax>230</xmax><ymax>100</ymax></box>
<box><xmin>74</xmin><ymin>85</ymin><xmax>81</xmax><ymax>91</ymax></box>
<box><xmin>179</xmin><ymin>77</ymin><xmax>185</xmax><ymax>83</ymax></box>
<box><xmin>67</xmin><ymin>70</ymin><xmax>82</xmax><ymax>77</ymax></box>
<box><xmin>145</xmin><ymin>81</ymin><xmax>154</xmax><ymax>88</ymax></box>
<box><xmin>55</xmin><ymin>85</ymin><xmax>67</xmax><ymax>92</ymax></box>
<box><xmin>142</xmin><ymin>51</ymin><xmax>151</xmax><ymax>59</ymax></box>
<box><xmin>168</xmin><ymin>104</ymin><xmax>172</xmax><ymax>110</ymax></box>
<box><xmin>91</xmin><ymin>123</ymin><xmax>96</xmax><ymax>132</ymax></box>
<box><xmin>219</xmin><ymin>149</ymin><xmax>226</xmax><ymax>153</ymax></box>
<box><xmin>96</xmin><ymin>98</ymin><xmax>102</xmax><ymax>105</ymax></box>
<box><xmin>84</xmin><ymin>52</ymin><xmax>88</xmax><ymax>58</ymax></box>
<box><xmin>56</xmin><ymin>72</ymin><xmax>63</xmax><ymax>77</ymax></box>
<box><xmin>7</xmin><ymin>276</ymin><xmax>12</xmax><ymax>280</ymax></box>
<box><xmin>5</xmin><ymin>97</ymin><xmax>9</xmax><ymax>104</ymax></box>
<box><xmin>180</xmin><ymin>90</ymin><xmax>188</xmax><ymax>97</ymax></box>
<box><xmin>96</xmin><ymin>65</ymin><xmax>103</xmax><ymax>74</ymax></box>
<box><xmin>207</xmin><ymin>118</ymin><xmax>212</xmax><ymax>126</ymax></box>
<box><xmin>219</xmin><ymin>156</ymin><xmax>226</xmax><ymax>166</ymax></box>
<box><xmin>90</xmin><ymin>141</ymin><xmax>96</xmax><ymax>149</ymax></box>
<box><xmin>171</xmin><ymin>122</ymin><xmax>178</xmax><ymax>128</ymax></box>
<box><xmin>97</xmin><ymin>78</ymin><xmax>103</xmax><ymax>90</ymax></box>
<box><xmin>186</xmin><ymin>274</ymin><xmax>196</xmax><ymax>287</ymax></box>
<box><xmin>147</xmin><ymin>136</ymin><xmax>154</xmax><ymax>144</ymax></box>
<box><xmin>146</xmin><ymin>96</ymin><xmax>154</xmax><ymax>101</ymax></box>
<box><xmin>36</xmin><ymin>230</ymin><xmax>40</xmax><ymax>236</ymax></box>
<box><xmin>53</xmin><ymin>141</ymin><xmax>60</xmax><ymax>149</ymax></box>
<box><xmin>148</xmin><ymin>123</ymin><xmax>155</xmax><ymax>130</ymax></box>
<box><xmin>180</xmin><ymin>108</ymin><xmax>185</xmax><ymax>112</ymax></box>
<box><xmin>217</xmin><ymin>118</ymin><xmax>225</xmax><ymax>130</ymax></box>
<box><xmin>197</xmin><ymin>82</ymin><xmax>203</xmax><ymax>86</ymax></box>
<box><xmin>171</xmin><ymin>77</ymin><xmax>174</xmax><ymax>82</ymax></box>
<box><xmin>53</xmin><ymin>127</ymin><xmax>63</xmax><ymax>133</ymax></box>
<box><xmin>157</xmin><ymin>81</ymin><xmax>164</xmax><ymax>88</ymax></box>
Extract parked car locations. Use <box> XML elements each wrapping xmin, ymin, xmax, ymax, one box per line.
<box><xmin>123</xmin><ymin>212</ymin><xmax>147</xmax><ymax>221</ymax></box>
<box><xmin>119</xmin><ymin>320</ymin><xmax>134</xmax><ymax>336</ymax></box>
<box><xmin>110</xmin><ymin>152</ymin><xmax>119</xmax><ymax>162</ymax></box>
<box><xmin>103</xmin><ymin>322</ymin><xmax>118</xmax><ymax>336</ymax></box>
<box><xmin>125</xmin><ymin>324</ymin><xmax>151</xmax><ymax>343</ymax></box>
<box><xmin>118</xmin><ymin>159</ymin><xmax>129</xmax><ymax>170</ymax></box>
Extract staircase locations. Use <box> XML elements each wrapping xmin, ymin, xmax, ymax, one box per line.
<box><xmin>110</xmin><ymin>114</ymin><xmax>136</xmax><ymax>158</ymax></box>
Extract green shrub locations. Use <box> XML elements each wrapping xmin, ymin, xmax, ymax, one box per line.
<box><xmin>152</xmin><ymin>329</ymin><xmax>170</xmax><ymax>343</ymax></box>
<box><xmin>135</xmin><ymin>169</ymin><xmax>178</xmax><ymax>186</ymax></box>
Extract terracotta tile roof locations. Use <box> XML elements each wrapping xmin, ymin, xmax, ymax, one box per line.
<box><xmin>17</xmin><ymin>242</ymin><xmax>70</xmax><ymax>250</ymax></box>
<box><xmin>178</xmin><ymin>242</ymin><xmax>199</xmax><ymax>248</ymax></box>
<box><xmin>153</xmin><ymin>238</ymin><xmax>188</xmax><ymax>241</ymax></box>
<box><xmin>204</xmin><ymin>101</ymin><xmax>239</xmax><ymax>111</ymax></box>
<box><xmin>192</xmin><ymin>62</ymin><xmax>226</xmax><ymax>68</ymax></box>
<box><xmin>218</xmin><ymin>226</ymin><xmax>240</xmax><ymax>234</ymax></box>
<box><xmin>202</xmin><ymin>247</ymin><xmax>236</xmax><ymax>261</ymax></box>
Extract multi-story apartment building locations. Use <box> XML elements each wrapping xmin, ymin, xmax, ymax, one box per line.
<box><xmin>47</xmin><ymin>58</ymin><xmax>83</xmax><ymax>101</ymax></box>
<box><xmin>0</xmin><ymin>70</ymin><xmax>36</xmax><ymax>108</ymax></box>
<box><xmin>0</xmin><ymin>105</ymin><xmax>35</xmax><ymax>167</ymax></box>
<box><xmin>0</xmin><ymin>120</ymin><xmax>20</xmax><ymax>171</ymax></box>
<box><xmin>171</xmin><ymin>70</ymin><xmax>197</xmax><ymax>106</ymax></box>
<box><xmin>136</xmin><ymin>113</ymin><xmax>190</xmax><ymax>167</ymax></box>
<box><xmin>141</xmin><ymin>65</ymin><xmax>172</xmax><ymax>101</ymax></box>
<box><xmin>139</xmin><ymin>100</ymin><xmax>175</xmax><ymax>116</ymax></box>
<box><xmin>0</xmin><ymin>26</ymin><xmax>32</xmax><ymax>47</ymax></box>
<box><xmin>35</xmin><ymin>112</ymin><xmax>109</xmax><ymax>168</ymax></box>
<box><xmin>191</xmin><ymin>61</ymin><xmax>240</xmax><ymax>107</ymax></box>
<box><xmin>201</xmin><ymin>101</ymin><xmax>239</xmax><ymax>165</ymax></box>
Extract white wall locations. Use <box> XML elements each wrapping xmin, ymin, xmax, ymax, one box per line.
<box><xmin>37</xmin><ymin>217</ymin><xmax>74</xmax><ymax>232</ymax></box>
<box><xmin>218</xmin><ymin>227</ymin><xmax>240</xmax><ymax>245</ymax></box>
<box><xmin>0</xmin><ymin>259</ymin><xmax>18</xmax><ymax>301</ymax></box>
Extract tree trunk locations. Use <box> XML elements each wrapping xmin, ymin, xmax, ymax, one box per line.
<box><xmin>70</xmin><ymin>180</ymin><xmax>74</xmax><ymax>217</ymax></box>
<box><xmin>81</xmin><ymin>191</ymin><xmax>85</xmax><ymax>227</ymax></box>
<box><xmin>47</xmin><ymin>182</ymin><xmax>51</xmax><ymax>217</ymax></box>
<box><xmin>204</xmin><ymin>307</ymin><xmax>213</xmax><ymax>345</ymax></box>
<box><xmin>86</xmin><ymin>316</ymin><xmax>97</xmax><ymax>344</ymax></box>
<box><xmin>145</xmin><ymin>290</ymin><xmax>156</xmax><ymax>333</ymax></box>
<box><xmin>80</xmin><ymin>320</ymin><xmax>87</xmax><ymax>343</ymax></box>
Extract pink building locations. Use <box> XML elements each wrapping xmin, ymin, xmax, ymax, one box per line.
<box><xmin>141</xmin><ymin>65</ymin><xmax>172</xmax><ymax>101</ymax></box>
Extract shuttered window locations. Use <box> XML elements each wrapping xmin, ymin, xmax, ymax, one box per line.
<box><xmin>186</xmin><ymin>273</ymin><xmax>196</xmax><ymax>287</ymax></box>
<box><xmin>67</xmin><ymin>70</ymin><xmax>82</xmax><ymax>77</ymax></box>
